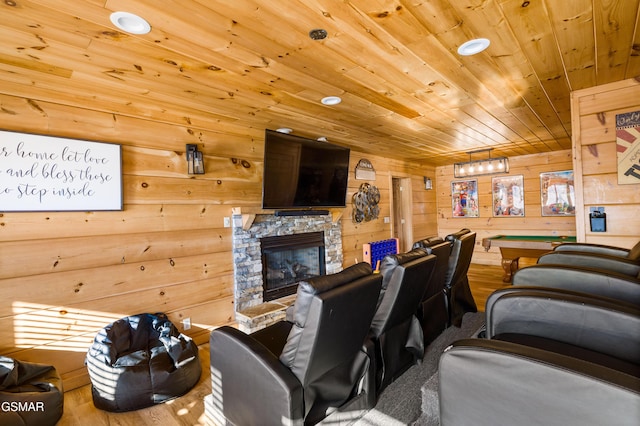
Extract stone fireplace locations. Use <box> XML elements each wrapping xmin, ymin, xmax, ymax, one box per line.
<box><xmin>231</xmin><ymin>211</ymin><xmax>343</xmax><ymax>332</ymax></box>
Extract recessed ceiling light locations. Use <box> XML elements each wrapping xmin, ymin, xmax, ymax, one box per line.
<box><xmin>457</xmin><ymin>38</ymin><xmax>490</xmax><ymax>56</ymax></box>
<box><xmin>276</xmin><ymin>128</ymin><xmax>293</xmax><ymax>134</ymax></box>
<box><xmin>110</xmin><ymin>11</ymin><xmax>151</xmax><ymax>35</ymax></box>
<box><xmin>321</xmin><ymin>96</ymin><xmax>342</xmax><ymax>106</ymax></box>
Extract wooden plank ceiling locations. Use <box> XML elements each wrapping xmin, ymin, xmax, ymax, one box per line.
<box><xmin>0</xmin><ymin>0</ymin><xmax>639</xmax><ymax>165</ymax></box>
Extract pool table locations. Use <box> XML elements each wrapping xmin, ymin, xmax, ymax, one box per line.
<box><xmin>482</xmin><ymin>235</ymin><xmax>577</xmax><ymax>282</ymax></box>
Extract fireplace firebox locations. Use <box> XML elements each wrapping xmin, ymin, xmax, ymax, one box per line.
<box><xmin>261</xmin><ymin>232</ymin><xmax>326</xmax><ymax>302</ymax></box>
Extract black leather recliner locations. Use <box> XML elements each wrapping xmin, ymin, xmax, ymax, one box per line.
<box><xmin>443</xmin><ymin>230</ymin><xmax>478</xmax><ymax>327</ymax></box>
<box><xmin>438</xmin><ymin>287</ymin><xmax>640</xmax><ymax>426</ymax></box>
<box><xmin>206</xmin><ymin>262</ymin><xmax>383</xmax><ymax>426</ymax></box>
<box><xmin>485</xmin><ymin>287</ymin><xmax>640</xmax><ymax>367</ymax></box>
<box><xmin>370</xmin><ymin>248</ymin><xmax>437</xmax><ymax>394</ymax></box>
<box><xmin>439</xmin><ymin>338</ymin><xmax>640</xmax><ymax>426</ymax></box>
<box><xmin>553</xmin><ymin>240</ymin><xmax>640</xmax><ymax>260</ymax></box>
<box><xmin>512</xmin><ymin>263</ymin><xmax>640</xmax><ymax>305</ymax></box>
<box><xmin>412</xmin><ymin>237</ymin><xmax>451</xmax><ymax>346</ymax></box>
<box><xmin>538</xmin><ymin>242</ymin><xmax>640</xmax><ymax>277</ymax></box>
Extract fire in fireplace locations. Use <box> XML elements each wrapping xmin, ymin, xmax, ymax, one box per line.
<box><xmin>260</xmin><ymin>232</ymin><xmax>326</xmax><ymax>301</ymax></box>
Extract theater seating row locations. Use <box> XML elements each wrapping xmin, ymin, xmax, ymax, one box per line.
<box><xmin>438</xmin><ymin>240</ymin><xmax>640</xmax><ymax>426</ymax></box>
<box><xmin>412</xmin><ymin>228</ymin><xmax>478</xmax><ymax>338</ymax></box>
<box><xmin>205</xmin><ymin>228</ymin><xmax>479</xmax><ymax>426</ymax></box>
<box><xmin>1</xmin><ymin>227</ymin><xmax>478</xmax><ymax>425</ymax></box>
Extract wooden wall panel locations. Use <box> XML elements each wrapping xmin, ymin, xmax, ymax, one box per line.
<box><xmin>0</xmin><ymin>95</ymin><xmax>265</xmax><ymax>159</ymax></box>
<box><xmin>0</xmin><ymin>204</ymin><xmax>234</xmax><ymax>240</ymax></box>
<box><xmin>0</xmin><ymin>276</ymin><xmax>234</xmax><ymax>353</ymax></box>
<box><xmin>0</xmin><ymin>253</ymin><xmax>232</xmax><ymax>320</ymax></box>
<box><xmin>0</xmin><ymin>92</ymin><xmax>252</xmax><ymax>389</ymax></box>
<box><xmin>571</xmin><ymin>78</ymin><xmax>640</xmax><ymax>247</ymax></box>
<box><xmin>0</xmin><ymin>229</ymin><xmax>231</xmax><ymax>279</ymax></box>
<box><xmin>123</xmin><ymin>175</ymin><xmax>262</xmax><ymax>204</ymax></box>
<box><xmin>338</xmin><ymin>154</ymin><xmax>437</xmax><ymax>268</ymax></box>
<box><xmin>580</xmin><ymin>142</ymin><xmax>617</xmax><ymax>172</ymax></box>
<box><xmin>435</xmin><ymin>149</ymin><xmax>576</xmax><ymax>266</ymax></box>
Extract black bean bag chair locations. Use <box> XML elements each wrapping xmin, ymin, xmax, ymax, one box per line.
<box><xmin>0</xmin><ymin>356</ymin><xmax>64</xmax><ymax>426</ymax></box>
<box><xmin>86</xmin><ymin>312</ymin><xmax>201</xmax><ymax>412</ymax></box>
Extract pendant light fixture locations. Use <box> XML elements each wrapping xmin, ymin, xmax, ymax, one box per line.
<box><xmin>453</xmin><ymin>148</ymin><xmax>509</xmax><ymax>178</ymax></box>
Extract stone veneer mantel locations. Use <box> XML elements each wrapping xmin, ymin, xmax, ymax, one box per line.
<box><xmin>231</xmin><ymin>207</ymin><xmax>344</xmax><ymax>230</ymax></box>
<box><xmin>231</xmin><ymin>208</ymin><xmax>344</xmax><ymax>332</ymax></box>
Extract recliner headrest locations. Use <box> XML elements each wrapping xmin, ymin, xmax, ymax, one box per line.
<box><xmin>380</xmin><ymin>248</ymin><xmax>427</xmax><ymax>289</ymax></box>
<box><xmin>445</xmin><ymin>228</ymin><xmax>471</xmax><ymax>242</ymax></box>
<box><xmin>413</xmin><ymin>236</ymin><xmax>446</xmax><ymax>249</ymax></box>
<box><xmin>291</xmin><ymin>262</ymin><xmax>372</xmax><ymax>327</ymax></box>
<box><xmin>382</xmin><ymin>247</ymin><xmax>427</xmax><ymax>268</ymax></box>
<box><xmin>297</xmin><ymin>262</ymin><xmax>371</xmax><ymax>296</ymax></box>
<box><xmin>424</xmin><ymin>240</ymin><xmax>452</xmax><ymax>256</ymax></box>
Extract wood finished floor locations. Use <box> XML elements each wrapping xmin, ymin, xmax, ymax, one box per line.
<box><xmin>57</xmin><ymin>263</ymin><xmax>507</xmax><ymax>426</ymax></box>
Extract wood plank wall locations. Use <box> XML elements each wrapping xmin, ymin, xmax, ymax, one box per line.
<box><xmin>0</xmin><ymin>95</ymin><xmax>245</xmax><ymax>391</ymax></box>
<box><xmin>571</xmin><ymin>78</ymin><xmax>640</xmax><ymax>247</ymax></box>
<box><xmin>342</xmin><ymin>158</ymin><xmax>438</xmax><ymax>268</ymax></box>
<box><xmin>433</xmin><ymin>150</ymin><xmax>576</xmax><ymax>265</ymax></box>
<box><xmin>0</xmin><ymin>93</ymin><xmax>437</xmax><ymax>390</ymax></box>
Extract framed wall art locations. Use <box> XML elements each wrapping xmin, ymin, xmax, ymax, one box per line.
<box><xmin>0</xmin><ymin>130</ymin><xmax>122</xmax><ymax>212</ymax></box>
<box><xmin>540</xmin><ymin>170</ymin><xmax>575</xmax><ymax>216</ymax></box>
<box><xmin>615</xmin><ymin>110</ymin><xmax>640</xmax><ymax>185</ymax></box>
<box><xmin>492</xmin><ymin>175</ymin><xmax>524</xmax><ymax>217</ymax></box>
<box><xmin>451</xmin><ymin>179</ymin><xmax>479</xmax><ymax>217</ymax></box>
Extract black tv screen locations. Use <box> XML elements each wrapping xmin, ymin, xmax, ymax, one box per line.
<box><xmin>262</xmin><ymin>129</ymin><xmax>350</xmax><ymax>209</ymax></box>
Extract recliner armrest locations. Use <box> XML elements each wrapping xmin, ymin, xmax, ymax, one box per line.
<box><xmin>209</xmin><ymin>326</ymin><xmax>304</xmax><ymax>426</ymax></box>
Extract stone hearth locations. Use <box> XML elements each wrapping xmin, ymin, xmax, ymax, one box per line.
<box><xmin>231</xmin><ymin>211</ymin><xmax>343</xmax><ymax>332</ymax></box>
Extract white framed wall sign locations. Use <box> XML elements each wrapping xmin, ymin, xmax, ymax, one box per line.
<box><xmin>0</xmin><ymin>130</ymin><xmax>123</xmax><ymax>212</ymax></box>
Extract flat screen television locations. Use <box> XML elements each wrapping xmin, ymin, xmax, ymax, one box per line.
<box><xmin>262</xmin><ymin>129</ymin><xmax>350</xmax><ymax>210</ymax></box>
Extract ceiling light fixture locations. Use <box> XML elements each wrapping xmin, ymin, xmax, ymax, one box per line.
<box><xmin>110</xmin><ymin>11</ymin><xmax>151</xmax><ymax>35</ymax></box>
<box><xmin>457</xmin><ymin>38</ymin><xmax>490</xmax><ymax>56</ymax></box>
<box><xmin>317</xmin><ymin>137</ymin><xmax>327</xmax><ymax>142</ymax></box>
<box><xmin>321</xmin><ymin>96</ymin><xmax>342</xmax><ymax>106</ymax></box>
<box><xmin>276</xmin><ymin>128</ymin><xmax>292</xmax><ymax>134</ymax></box>
<box><xmin>454</xmin><ymin>148</ymin><xmax>509</xmax><ymax>178</ymax></box>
